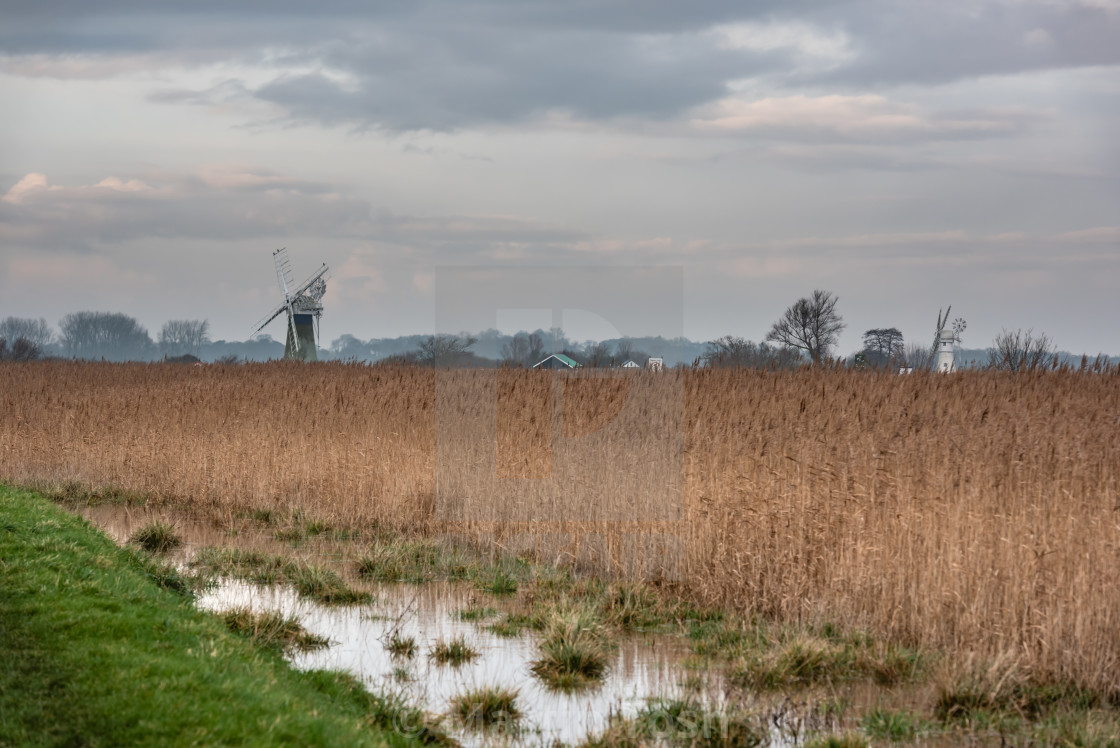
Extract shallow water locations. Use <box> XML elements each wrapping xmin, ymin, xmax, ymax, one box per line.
<box><xmin>196</xmin><ymin>579</ymin><xmax>713</xmax><ymax>746</ymax></box>
<box><xmin>74</xmin><ymin>502</ymin><xmax>947</xmax><ymax>746</ymax></box>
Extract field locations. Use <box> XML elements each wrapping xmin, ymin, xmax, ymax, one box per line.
<box><xmin>1</xmin><ymin>360</ymin><xmax>1118</xmax><ymax>699</ymax></box>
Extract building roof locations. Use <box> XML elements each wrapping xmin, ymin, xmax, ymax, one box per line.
<box><xmin>620</xmin><ymin>360</ymin><xmax>641</xmax><ymax>368</ymax></box>
<box><xmin>532</xmin><ymin>353</ymin><xmax>582</xmax><ymax>369</ymax></box>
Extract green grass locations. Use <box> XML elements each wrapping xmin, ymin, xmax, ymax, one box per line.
<box><xmin>0</xmin><ymin>484</ymin><xmax>426</xmax><ymax>747</ymax></box>
<box><xmin>220</xmin><ymin>606</ymin><xmax>331</xmax><ymax>654</ymax></box>
<box><xmin>450</xmin><ymin>686</ymin><xmax>521</xmax><ymax>732</ymax></box>
<box><xmin>190</xmin><ymin>546</ymin><xmax>371</xmax><ymax>605</ymax></box>
<box><xmin>129</xmin><ymin>520</ymin><xmax>182</xmax><ymax>553</ymax></box>
<box><xmin>429</xmin><ymin>635</ymin><xmax>478</xmax><ymax>666</ymax></box>
<box><xmin>530</xmin><ymin>607</ymin><xmax>613</xmax><ymax>691</ymax></box>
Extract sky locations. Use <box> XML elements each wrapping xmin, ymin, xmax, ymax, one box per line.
<box><xmin>1</xmin><ymin>0</ymin><xmax>1118</xmax><ymax>355</ymax></box>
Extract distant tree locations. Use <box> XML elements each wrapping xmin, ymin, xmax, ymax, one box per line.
<box><xmin>0</xmin><ymin>317</ymin><xmax>52</xmax><ymax>349</ymax></box>
<box><xmin>614</xmin><ymin>339</ymin><xmax>635</xmax><ymax>363</ymax></box>
<box><xmin>987</xmin><ymin>329</ymin><xmax>1056</xmax><ymax>372</ymax></box>
<box><xmin>417</xmin><ymin>334</ymin><xmax>478</xmax><ymax>367</ymax></box>
<box><xmin>500</xmin><ymin>332</ymin><xmax>545</xmax><ymax>367</ymax></box>
<box><xmin>328</xmin><ymin>334</ymin><xmax>371</xmax><ymax>360</ymax></box>
<box><xmin>702</xmin><ymin>335</ymin><xmax>803</xmax><ymax>369</ymax></box>
<box><xmin>159</xmin><ymin>319</ymin><xmax>210</xmax><ymax>357</ymax></box>
<box><xmin>0</xmin><ymin>337</ymin><xmax>41</xmax><ymax>362</ymax></box>
<box><xmin>214</xmin><ymin>354</ymin><xmax>242</xmax><ymax>365</ymax></box>
<box><xmin>765</xmin><ymin>289</ymin><xmax>846</xmax><ymax>364</ymax></box>
<box><xmin>902</xmin><ymin>343</ymin><xmax>934</xmax><ymax>372</ymax></box>
<box><xmin>860</xmin><ymin>327</ymin><xmax>905</xmax><ymax>368</ymax></box>
<box><xmin>585</xmin><ymin>341</ymin><xmax>614</xmax><ymax>367</ymax></box>
<box><xmin>59</xmin><ymin>312</ymin><xmax>154</xmax><ymax>361</ymax></box>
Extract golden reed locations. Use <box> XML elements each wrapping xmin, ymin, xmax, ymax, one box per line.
<box><xmin>1</xmin><ymin>360</ymin><xmax>1117</xmax><ymax>694</ymax></box>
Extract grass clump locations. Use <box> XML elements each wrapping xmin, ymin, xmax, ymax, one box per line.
<box><xmin>730</xmin><ymin>634</ymin><xmax>856</xmax><ymax>689</ymax></box>
<box><xmin>486</xmin><ymin>612</ymin><xmax>532</xmax><ymax>638</ymax></box>
<box><xmin>190</xmin><ymin>546</ymin><xmax>371</xmax><ymax>605</ymax></box>
<box><xmin>803</xmin><ymin>735</ymin><xmax>869</xmax><ymax>748</ymax></box>
<box><xmin>476</xmin><ymin>568</ymin><xmax>517</xmax><ymax>596</ymax></box>
<box><xmin>457</xmin><ymin>605</ymin><xmax>499</xmax><ymax>622</ymax></box>
<box><xmin>430</xmin><ymin>635</ymin><xmax>478</xmax><ymax>667</ymax></box>
<box><xmin>860</xmin><ymin>708</ymin><xmax>925</xmax><ymax>742</ymax></box>
<box><xmin>356</xmin><ymin>538</ymin><xmax>465</xmax><ymax>583</ymax></box>
<box><xmin>584</xmin><ymin>699</ymin><xmax>764</xmax><ymax>748</ymax></box>
<box><xmin>450</xmin><ymin>686</ymin><xmax>521</xmax><ymax>733</ymax></box>
<box><xmin>129</xmin><ymin>520</ymin><xmax>182</xmax><ymax>553</ymax></box>
<box><xmin>531</xmin><ymin>607</ymin><xmax>612</xmax><ymax>691</ymax></box>
<box><xmin>220</xmin><ymin>607</ymin><xmax>330</xmax><ymax>654</ymax></box>
<box><xmin>386</xmin><ymin>632</ymin><xmax>418</xmax><ymax>659</ymax></box>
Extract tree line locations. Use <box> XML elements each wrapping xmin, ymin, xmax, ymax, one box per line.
<box><xmin>0</xmin><ymin>302</ymin><xmax>1101</xmax><ymax>372</ymax></box>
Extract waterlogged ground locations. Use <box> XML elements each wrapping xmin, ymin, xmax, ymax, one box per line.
<box><xmin>71</xmin><ymin>501</ymin><xmax>1116</xmax><ymax>747</ymax></box>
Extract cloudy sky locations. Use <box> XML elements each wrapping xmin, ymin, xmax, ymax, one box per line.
<box><xmin>2</xmin><ymin>0</ymin><xmax>1118</xmax><ymax>354</ymax></box>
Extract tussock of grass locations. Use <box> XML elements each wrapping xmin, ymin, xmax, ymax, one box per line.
<box><xmin>220</xmin><ymin>607</ymin><xmax>330</xmax><ymax>654</ymax></box>
<box><xmin>803</xmin><ymin>735</ymin><xmax>869</xmax><ymax>748</ymax></box>
<box><xmin>356</xmin><ymin>538</ymin><xmax>473</xmax><ymax>584</ymax></box>
<box><xmin>430</xmin><ymin>635</ymin><xmax>477</xmax><ymax>666</ymax></box>
<box><xmin>531</xmin><ymin>607</ymin><xmax>612</xmax><ymax>690</ymax></box>
<box><xmin>860</xmin><ymin>708</ymin><xmax>926</xmax><ymax>742</ymax></box>
<box><xmin>130</xmin><ymin>520</ymin><xmax>182</xmax><ymax>553</ymax></box>
<box><xmin>457</xmin><ymin>605</ymin><xmax>499</xmax><ymax>622</ymax></box>
<box><xmin>385</xmin><ymin>632</ymin><xmax>417</xmax><ymax>659</ymax></box>
<box><xmin>476</xmin><ymin>568</ymin><xmax>518</xmax><ymax>596</ymax></box>
<box><xmin>486</xmin><ymin>613</ymin><xmax>532</xmax><ymax>638</ymax></box>
<box><xmin>450</xmin><ymin>686</ymin><xmax>521</xmax><ymax>732</ymax></box>
<box><xmin>190</xmin><ymin>546</ymin><xmax>370</xmax><ymax>605</ymax></box>
<box><xmin>583</xmin><ymin>699</ymin><xmax>764</xmax><ymax>748</ymax></box>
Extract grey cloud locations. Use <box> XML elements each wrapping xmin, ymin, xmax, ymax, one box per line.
<box><xmin>0</xmin><ymin>169</ymin><xmax>583</xmax><ymax>255</ymax></box>
<box><xmin>2</xmin><ymin>1</ymin><xmax>1118</xmax><ymax>132</ymax></box>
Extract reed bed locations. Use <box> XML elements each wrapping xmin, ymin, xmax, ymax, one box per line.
<box><xmin>1</xmin><ymin>360</ymin><xmax>1117</xmax><ymax>695</ymax></box>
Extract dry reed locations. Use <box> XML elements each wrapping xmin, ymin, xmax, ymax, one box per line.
<box><xmin>1</xmin><ymin>360</ymin><xmax>1117</xmax><ymax>695</ymax></box>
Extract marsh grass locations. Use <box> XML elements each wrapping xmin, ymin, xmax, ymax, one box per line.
<box><xmin>7</xmin><ymin>362</ymin><xmax>1120</xmax><ymax>700</ymax></box>
<box><xmin>860</xmin><ymin>708</ymin><xmax>926</xmax><ymax>742</ymax></box>
<box><xmin>803</xmin><ymin>735</ymin><xmax>869</xmax><ymax>748</ymax></box>
<box><xmin>385</xmin><ymin>632</ymin><xmax>417</xmax><ymax>659</ymax></box>
<box><xmin>457</xmin><ymin>605</ymin><xmax>499</xmax><ymax>622</ymax></box>
<box><xmin>220</xmin><ymin>607</ymin><xmax>330</xmax><ymax>654</ymax></box>
<box><xmin>531</xmin><ymin>607</ymin><xmax>613</xmax><ymax>690</ymax></box>
<box><xmin>430</xmin><ymin>635</ymin><xmax>477</xmax><ymax>667</ymax></box>
<box><xmin>190</xmin><ymin>546</ymin><xmax>370</xmax><ymax>605</ymax></box>
<box><xmin>129</xmin><ymin>521</ymin><xmax>181</xmax><ymax>553</ymax></box>
<box><xmin>450</xmin><ymin>686</ymin><xmax>521</xmax><ymax>733</ymax></box>
<box><xmin>356</xmin><ymin>538</ymin><xmax>474</xmax><ymax>583</ymax></box>
<box><xmin>584</xmin><ymin>698</ymin><xmax>765</xmax><ymax>748</ymax></box>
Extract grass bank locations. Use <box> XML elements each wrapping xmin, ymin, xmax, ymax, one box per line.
<box><xmin>0</xmin><ymin>484</ymin><xmax>430</xmax><ymax>747</ymax></box>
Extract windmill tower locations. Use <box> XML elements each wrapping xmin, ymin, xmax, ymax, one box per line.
<box><xmin>252</xmin><ymin>248</ymin><xmax>329</xmax><ymax>361</ymax></box>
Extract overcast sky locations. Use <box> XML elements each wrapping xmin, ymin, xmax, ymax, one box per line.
<box><xmin>2</xmin><ymin>0</ymin><xmax>1118</xmax><ymax>354</ymax></box>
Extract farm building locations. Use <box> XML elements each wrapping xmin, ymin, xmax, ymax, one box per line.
<box><xmin>532</xmin><ymin>353</ymin><xmax>582</xmax><ymax>370</ymax></box>
<box><xmin>619</xmin><ymin>360</ymin><xmax>641</xmax><ymax>369</ymax></box>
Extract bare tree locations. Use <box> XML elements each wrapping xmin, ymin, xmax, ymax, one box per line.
<box><xmin>765</xmin><ymin>289</ymin><xmax>846</xmax><ymax>364</ymax></box>
<box><xmin>500</xmin><ymin>332</ymin><xmax>545</xmax><ymax>366</ymax></box>
<box><xmin>702</xmin><ymin>335</ymin><xmax>803</xmax><ymax>369</ymax></box>
<box><xmin>417</xmin><ymin>334</ymin><xmax>478</xmax><ymax>367</ymax></box>
<box><xmin>860</xmin><ymin>327</ymin><xmax>905</xmax><ymax>368</ymax></box>
<box><xmin>0</xmin><ymin>337</ymin><xmax>42</xmax><ymax>361</ymax></box>
<box><xmin>585</xmin><ymin>340</ymin><xmax>614</xmax><ymax>367</ymax></box>
<box><xmin>987</xmin><ymin>329</ymin><xmax>1056</xmax><ymax>372</ymax></box>
<box><xmin>902</xmin><ymin>343</ymin><xmax>935</xmax><ymax>372</ymax></box>
<box><xmin>0</xmin><ymin>317</ymin><xmax>52</xmax><ymax>349</ymax></box>
<box><xmin>59</xmin><ymin>311</ymin><xmax>154</xmax><ymax>361</ymax></box>
<box><xmin>159</xmin><ymin>319</ymin><xmax>211</xmax><ymax>357</ymax></box>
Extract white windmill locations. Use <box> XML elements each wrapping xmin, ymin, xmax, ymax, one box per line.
<box><xmin>252</xmin><ymin>248</ymin><xmax>329</xmax><ymax>361</ymax></box>
<box><xmin>931</xmin><ymin>306</ymin><xmax>966</xmax><ymax>373</ymax></box>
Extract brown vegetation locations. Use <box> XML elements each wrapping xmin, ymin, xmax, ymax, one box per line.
<box><xmin>1</xmin><ymin>360</ymin><xmax>1118</xmax><ymax>696</ymax></box>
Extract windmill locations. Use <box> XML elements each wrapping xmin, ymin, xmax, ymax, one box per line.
<box><xmin>930</xmin><ymin>306</ymin><xmax>966</xmax><ymax>373</ymax></box>
<box><xmin>252</xmin><ymin>248</ymin><xmax>329</xmax><ymax>361</ymax></box>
